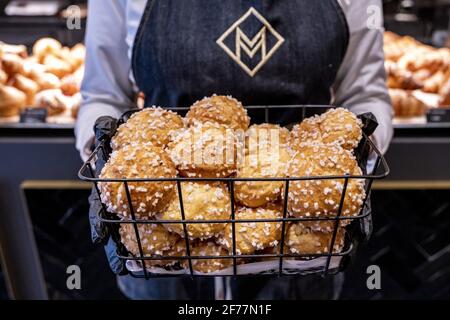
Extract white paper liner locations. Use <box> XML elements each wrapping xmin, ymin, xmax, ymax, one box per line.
<box><xmin>125</xmin><ymin>256</ymin><xmax>342</xmax><ymax>276</ymax></box>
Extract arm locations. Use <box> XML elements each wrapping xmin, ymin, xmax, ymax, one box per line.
<box><xmin>75</xmin><ymin>0</ymin><xmax>136</xmax><ymax>161</ymax></box>
<box><xmin>333</xmin><ymin>0</ymin><xmax>393</xmax><ymax>154</ymax></box>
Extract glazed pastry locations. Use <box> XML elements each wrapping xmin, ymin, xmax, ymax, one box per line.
<box><xmin>32</xmin><ymin>38</ymin><xmax>62</xmax><ymax>63</ymax></box>
<box><xmin>167</xmin><ymin>122</ymin><xmax>238</xmax><ymax>178</ymax></box>
<box><xmin>182</xmin><ymin>240</ymin><xmax>232</xmax><ymax>273</ymax></box>
<box><xmin>43</xmin><ymin>54</ymin><xmax>72</xmax><ymax>78</ymax></box>
<box><xmin>285</xmin><ymin>221</ymin><xmax>345</xmax><ymax>255</ymax></box>
<box><xmin>99</xmin><ymin>143</ymin><xmax>177</xmax><ymax>219</ymax></box>
<box><xmin>235</xmin><ymin>126</ymin><xmax>290</xmax><ymax>207</ymax></box>
<box><xmin>186</xmin><ymin>95</ymin><xmax>250</xmax><ymax>131</ymax></box>
<box><xmin>157</xmin><ymin>182</ymin><xmax>231</xmax><ymax>239</ymax></box>
<box><xmin>287</xmin><ymin>144</ymin><xmax>366</xmax><ymax>224</ymax></box>
<box><xmin>111</xmin><ymin>107</ymin><xmax>184</xmax><ymax>150</ymax></box>
<box><xmin>219</xmin><ymin>205</ymin><xmax>282</xmax><ymax>255</ymax></box>
<box><xmin>0</xmin><ymin>84</ymin><xmax>26</xmax><ymax>117</ymax></box>
<box><xmin>33</xmin><ymin>89</ymin><xmax>68</xmax><ymax>116</ymax></box>
<box><xmin>9</xmin><ymin>74</ymin><xmax>39</xmax><ymax>105</ymax></box>
<box><xmin>388</xmin><ymin>88</ymin><xmax>427</xmax><ymax>117</ymax></box>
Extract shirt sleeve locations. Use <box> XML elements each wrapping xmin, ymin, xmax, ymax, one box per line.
<box><xmin>333</xmin><ymin>0</ymin><xmax>393</xmax><ymax>154</ymax></box>
<box><xmin>75</xmin><ymin>0</ymin><xmax>136</xmax><ymax>161</ymax></box>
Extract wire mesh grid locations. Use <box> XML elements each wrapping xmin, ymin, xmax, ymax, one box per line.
<box><xmin>78</xmin><ymin>105</ymin><xmax>389</xmax><ymax>278</ymax></box>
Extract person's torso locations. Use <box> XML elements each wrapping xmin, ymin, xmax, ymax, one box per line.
<box><xmin>131</xmin><ymin>0</ymin><xmax>349</xmax><ymax>123</ymax></box>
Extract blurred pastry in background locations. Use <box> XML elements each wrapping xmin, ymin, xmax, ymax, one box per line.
<box><xmin>9</xmin><ymin>74</ymin><xmax>39</xmax><ymax>105</ymax></box>
<box><xmin>389</xmin><ymin>88</ymin><xmax>427</xmax><ymax>117</ymax></box>
<box><xmin>0</xmin><ymin>84</ymin><xmax>26</xmax><ymax>117</ymax></box>
<box><xmin>32</xmin><ymin>38</ymin><xmax>62</xmax><ymax>63</ymax></box>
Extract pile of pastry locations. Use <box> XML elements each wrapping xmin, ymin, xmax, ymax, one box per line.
<box><xmin>384</xmin><ymin>31</ymin><xmax>450</xmax><ymax>117</ymax></box>
<box><xmin>0</xmin><ymin>38</ymin><xmax>85</xmax><ymax>119</ymax></box>
<box><xmin>99</xmin><ymin>95</ymin><xmax>366</xmax><ymax>273</ymax></box>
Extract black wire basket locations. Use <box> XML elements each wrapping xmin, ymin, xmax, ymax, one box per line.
<box><xmin>78</xmin><ymin>105</ymin><xmax>390</xmax><ymax>278</ymax></box>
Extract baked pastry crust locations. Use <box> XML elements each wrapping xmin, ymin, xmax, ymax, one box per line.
<box><xmin>186</xmin><ymin>95</ymin><xmax>250</xmax><ymax>131</ymax></box>
<box><xmin>10</xmin><ymin>74</ymin><xmax>39</xmax><ymax>105</ymax></box>
<box><xmin>389</xmin><ymin>88</ymin><xmax>427</xmax><ymax>117</ymax></box>
<box><xmin>167</xmin><ymin>122</ymin><xmax>238</xmax><ymax>178</ymax></box>
<box><xmin>1</xmin><ymin>53</ymin><xmax>25</xmax><ymax>76</ymax></box>
<box><xmin>219</xmin><ymin>205</ymin><xmax>282</xmax><ymax>255</ymax></box>
<box><xmin>112</xmin><ymin>107</ymin><xmax>185</xmax><ymax>150</ymax></box>
<box><xmin>290</xmin><ymin>108</ymin><xmax>362</xmax><ymax>151</ymax></box>
<box><xmin>99</xmin><ymin>143</ymin><xmax>177</xmax><ymax>218</ymax></box>
<box><xmin>319</xmin><ymin>108</ymin><xmax>363</xmax><ymax>150</ymax></box>
<box><xmin>33</xmin><ymin>89</ymin><xmax>67</xmax><ymax>116</ymax></box>
<box><xmin>287</xmin><ymin>144</ymin><xmax>365</xmax><ymax>223</ymax></box>
<box><xmin>0</xmin><ymin>84</ymin><xmax>26</xmax><ymax>117</ymax></box>
<box><xmin>235</xmin><ymin>127</ymin><xmax>290</xmax><ymax>207</ymax></box>
<box><xmin>285</xmin><ymin>221</ymin><xmax>345</xmax><ymax>255</ymax></box>
<box><xmin>290</xmin><ymin>115</ymin><xmax>323</xmax><ymax>148</ymax></box>
<box><xmin>157</xmin><ymin>182</ymin><xmax>231</xmax><ymax>239</ymax></box>
<box><xmin>182</xmin><ymin>240</ymin><xmax>232</xmax><ymax>273</ymax></box>
<box><xmin>32</xmin><ymin>38</ymin><xmax>62</xmax><ymax>63</ymax></box>
<box><xmin>120</xmin><ymin>220</ymin><xmax>180</xmax><ymax>267</ymax></box>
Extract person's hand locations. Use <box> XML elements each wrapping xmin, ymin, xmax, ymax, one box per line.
<box><xmin>88</xmin><ymin>116</ymin><xmax>128</xmax><ymax>275</ymax></box>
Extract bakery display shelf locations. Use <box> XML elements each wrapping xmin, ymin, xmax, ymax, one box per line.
<box><xmin>79</xmin><ymin>105</ymin><xmax>390</xmax><ymax>278</ymax></box>
<box><xmin>0</xmin><ymin>121</ymin><xmax>74</xmax><ymax>137</ymax></box>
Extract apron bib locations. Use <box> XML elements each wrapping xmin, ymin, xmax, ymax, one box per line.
<box><xmin>126</xmin><ymin>0</ymin><xmax>349</xmax><ymax>299</ymax></box>
<box><xmin>132</xmin><ymin>0</ymin><xmax>349</xmax><ymax>124</ymax></box>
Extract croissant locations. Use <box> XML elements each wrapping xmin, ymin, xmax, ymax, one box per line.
<box><xmin>32</xmin><ymin>38</ymin><xmax>62</xmax><ymax>63</ymax></box>
<box><xmin>0</xmin><ymin>84</ymin><xmax>27</xmax><ymax>117</ymax></box>
<box><xmin>385</xmin><ymin>60</ymin><xmax>423</xmax><ymax>90</ymax></box>
<box><xmin>34</xmin><ymin>89</ymin><xmax>68</xmax><ymax>116</ymax></box>
<box><xmin>9</xmin><ymin>74</ymin><xmax>39</xmax><ymax>105</ymax></box>
<box><xmin>33</xmin><ymin>72</ymin><xmax>61</xmax><ymax>90</ymax></box>
<box><xmin>423</xmin><ymin>70</ymin><xmax>447</xmax><ymax>93</ymax></box>
<box><xmin>0</xmin><ymin>68</ymin><xmax>7</xmax><ymax>84</ymax></box>
<box><xmin>1</xmin><ymin>53</ymin><xmax>25</xmax><ymax>76</ymax></box>
<box><xmin>0</xmin><ymin>42</ymin><xmax>28</xmax><ymax>58</ymax></box>
<box><xmin>389</xmin><ymin>88</ymin><xmax>427</xmax><ymax>117</ymax></box>
<box><xmin>60</xmin><ymin>65</ymin><xmax>84</xmax><ymax>96</ymax></box>
<box><xmin>70</xmin><ymin>43</ymin><xmax>85</xmax><ymax>68</ymax></box>
<box><xmin>438</xmin><ymin>77</ymin><xmax>450</xmax><ymax>106</ymax></box>
<box><xmin>43</xmin><ymin>55</ymin><xmax>72</xmax><ymax>78</ymax></box>
<box><xmin>397</xmin><ymin>49</ymin><xmax>447</xmax><ymax>74</ymax></box>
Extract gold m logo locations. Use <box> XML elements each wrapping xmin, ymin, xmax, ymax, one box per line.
<box><xmin>217</xmin><ymin>7</ymin><xmax>285</xmax><ymax>77</ymax></box>
<box><xmin>236</xmin><ymin>27</ymin><xmax>267</xmax><ymax>60</ymax></box>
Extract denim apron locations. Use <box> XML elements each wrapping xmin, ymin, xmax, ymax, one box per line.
<box><xmin>119</xmin><ymin>0</ymin><xmax>349</xmax><ymax>299</ymax></box>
